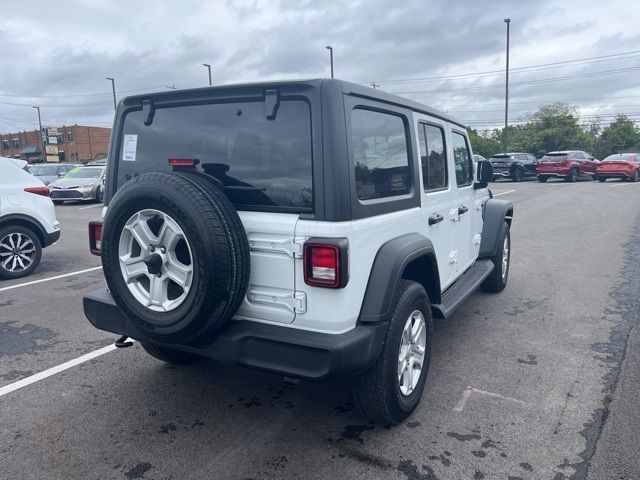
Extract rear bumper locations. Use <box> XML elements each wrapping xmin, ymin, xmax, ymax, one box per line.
<box><xmin>83</xmin><ymin>289</ymin><xmax>387</xmax><ymax>380</ymax></box>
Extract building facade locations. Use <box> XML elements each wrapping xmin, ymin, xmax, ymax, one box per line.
<box><xmin>0</xmin><ymin>125</ymin><xmax>111</xmax><ymax>163</ymax></box>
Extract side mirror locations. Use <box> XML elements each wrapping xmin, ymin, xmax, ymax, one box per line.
<box><xmin>475</xmin><ymin>160</ymin><xmax>493</xmax><ymax>189</ymax></box>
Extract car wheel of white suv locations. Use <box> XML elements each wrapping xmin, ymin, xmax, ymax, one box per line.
<box><xmin>0</xmin><ymin>225</ymin><xmax>42</xmax><ymax>279</ymax></box>
<box><xmin>352</xmin><ymin>280</ymin><xmax>432</xmax><ymax>424</ymax></box>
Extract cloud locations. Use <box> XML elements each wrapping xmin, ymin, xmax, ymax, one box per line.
<box><xmin>0</xmin><ymin>0</ymin><xmax>639</xmax><ymax>134</ymax></box>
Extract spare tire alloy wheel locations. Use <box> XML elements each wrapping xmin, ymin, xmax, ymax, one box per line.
<box><xmin>102</xmin><ymin>172</ymin><xmax>250</xmax><ymax>344</ymax></box>
<box><xmin>0</xmin><ymin>226</ymin><xmax>42</xmax><ymax>279</ymax></box>
<box><xmin>119</xmin><ymin>209</ymin><xmax>193</xmax><ymax>312</ymax></box>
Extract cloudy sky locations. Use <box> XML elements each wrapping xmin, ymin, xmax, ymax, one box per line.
<box><xmin>1</xmin><ymin>0</ymin><xmax>639</xmax><ymax>134</ymax></box>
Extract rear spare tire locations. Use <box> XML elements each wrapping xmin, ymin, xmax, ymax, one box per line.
<box><xmin>101</xmin><ymin>172</ymin><xmax>250</xmax><ymax>344</ymax></box>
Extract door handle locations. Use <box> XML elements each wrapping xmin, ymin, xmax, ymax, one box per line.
<box><xmin>458</xmin><ymin>205</ymin><xmax>469</xmax><ymax>215</ymax></box>
<box><xmin>428</xmin><ymin>213</ymin><xmax>444</xmax><ymax>225</ymax></box>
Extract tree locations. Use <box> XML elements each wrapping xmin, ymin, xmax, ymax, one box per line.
<box><xmin>595</xmin><ymin>115</ymin><xmax>640</xmax><ymax>159</ymax></box>
<box><xmin>467</xmin><ymin>128</ymin><xmax>502</xmax><ymax>158</ymax></box>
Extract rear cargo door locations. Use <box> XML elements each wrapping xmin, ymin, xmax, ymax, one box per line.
<box><xmin>234</xmin><ymin>212</ymin><xmax>302</xmax><ymax>324</ymax></box>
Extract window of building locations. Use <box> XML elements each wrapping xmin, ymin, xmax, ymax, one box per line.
<box><xmin>67</xmin><ymin>131</ymin><xmax>74</xmax><ymax>141</ymax></box>
<box><xmin>57</xmin><ymin>134</ymin><xmax>65</xmax><ymax>144</ymax></box>
<box><xmin>418</xmin><ymin>123</ymin><xmax>448</xmax><ymax>191</ymax></box>
<box><xmin>2</xmin><ymin>140</ymin><xmax>9</xmax><ymax>150</ymax></box>
<box><xmin>12</xmin><ymin>138</ymin><xmax>20</xmax><ymax>148</ymax></box>
<box><xmin>352</xmin><ymin>108</ymin><xmax>410</xmax><ymax>201</ymax></box>
<box><xmin>452</xmin><ymin>131</ymin><xmax>473</xmax><ymax>186</ymax></box>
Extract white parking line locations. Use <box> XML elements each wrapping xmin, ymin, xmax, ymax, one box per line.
<box><xmin>0</xmin><ymin>344</ymin><xmax>119</xmax><ymax>398</ymax></box>
<box><xmin>611</xmin><ymin>182</ymin><xmax>639</xmax><ymax>187</ymax></box>
<box><xmin>0</xmin><ymin>266</ymin><xmax>102</xmax><ymax>293</ymax></box>
<box><xmin>492</xmin><ymin>190</ymin><xmax>515</xmax><ymax>197</ymax></box>
<box><xmin>79</xmin><ymin>204</ymin><xmax>104</xmax><ymax>210</ymax></box>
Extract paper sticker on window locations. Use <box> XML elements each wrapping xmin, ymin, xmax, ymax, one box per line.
<box><xmin>122</xmin><ymin>134</ymin><xmax>138</xmax><ymax>162</ymax></box>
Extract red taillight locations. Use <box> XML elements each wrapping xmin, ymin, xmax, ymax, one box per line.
<box><xmin>168</xmin><ymin>158</ymin><xmax>198</xmax><ymax>167</ymax></box>
<box><xmin>89</xmin><ymin>220</ymin><xmax>103</xmax><ymax>256</ymax></box>
<box><xmin>24</xmin><ymin>186</ymin><xmax>50</xmax><ymax>197</ymax></box>
<box><xmin>303</xmin><ymin>240</ymin><xmax>348</xmax><ymax>288</ymax></box>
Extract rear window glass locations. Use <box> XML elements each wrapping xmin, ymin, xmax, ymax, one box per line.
<box><xmin>30</xmin><ymin>164</ymin><xmax>59</xmax><ymax>176</ymax></box>
<box><xmin>351</xmin><ymin>108</ymin><xmax>410</xmax><ymax>201</ymax></box>
<box><xmin>116</xmin><ymin>100</ymin><xmax>313</xmax><ymax>211</ymax></box>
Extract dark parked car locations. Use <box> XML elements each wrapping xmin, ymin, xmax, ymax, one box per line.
<box><xmin>536</xmin><ymin>150</ymin><xmax>599</xmax><ymax>182</ymax></box>
<box><xmin>28</xmin><ymin>163</ymin><xmax>77</xmax><ymax>185</ymax></box>
<box><xmin>489</xmin><ymin>153</ymin><xmax>537</xmax><ymax>182</ymax></box>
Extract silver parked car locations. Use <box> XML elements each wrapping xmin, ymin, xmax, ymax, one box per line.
<box><xmin>28</xmin><ymin>163</ymin><xmax>77</xmax><ymax>185</ymax></box>
<box><xmin>49</xmin><ymin>166</ymin><xmax>106</xmax><ymax>204</ymax></box>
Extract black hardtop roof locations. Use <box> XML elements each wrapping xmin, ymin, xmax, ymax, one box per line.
<box><xmin>120</xmin><ymin>78</ymin><xmax>467</xmax><ymax>130</ymax></box>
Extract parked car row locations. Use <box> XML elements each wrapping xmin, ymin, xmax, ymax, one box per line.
<box><xmin>487</xmin><ymin>150</ymin><xmax>640</xmax><ymax>183</ymax></box>
<box><xmin>28</xmin><ymin>163</ymin><xmax>106</xmax><ymax>203</ymax></box>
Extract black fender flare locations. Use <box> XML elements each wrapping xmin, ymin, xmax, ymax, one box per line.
<box><xmin>359</xmin><ymin>233</ymin><xmax>440</xmax><ymax>323</ymax></box>
<box><xmin>0</xmin><ymin>213</ymin><xmax>49</xmax><ymax>246</ymax></box>
<box><xmin>479</xmin><ymin>198</ymin><xmax>513</xmax><ymax>257</ymax></box>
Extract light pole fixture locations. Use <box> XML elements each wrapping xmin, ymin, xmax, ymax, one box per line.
<box><xmin>32</xmin><ymin>106</ymin><xmax>43</xmax><ymax>159</ymax></box>
<box><xmin>503</xmin><ymin>18</ymin><xmax>511</xmax><ymax>154</ymax></box>
<box><xmin>202</xmin><ymin>63</ymin><xmax>212</xmax><ymax>86</ymax></box>
<box><xmin>106</xmin><ymin>77</ymin><xmax>117</xmax><ymax>110</ymax></box>
<box><xmin>325</xmin><ymin>46</ymin><xmax>334</xmax><ymax>78</ymax></box>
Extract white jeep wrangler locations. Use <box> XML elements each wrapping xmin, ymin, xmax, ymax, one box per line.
<box><xmin>84</xmin><ymin>79</ymin><xmax>512</xmax><ymax>424</ymax></box>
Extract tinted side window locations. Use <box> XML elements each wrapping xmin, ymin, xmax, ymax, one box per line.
<box><xmin>636</xmin><ymin>155</ymin><xmax>640</xmax><ymax>162</ymax></box>
<box><xmin>452</xmin><ymin>132</ymin><xmax>473</xmax><ymax>186</ymax></box>
<box><xmin>352</xmin><ymin>108</ymin><xmax>410</xmax><ymax>200</ymax></box>
<box><xmin>418</xmin><ymin>123</ymin><xmax>447</xmax><ymax>191</ymax></box>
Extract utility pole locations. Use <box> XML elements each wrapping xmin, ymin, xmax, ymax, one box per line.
<box><xmin>202</xmin><ymin>64</ymin><xmax>212</xmax><ymax>86</ymax></box>
<box><xmin>370</xmin><ymin>82</ymin><xmax>379</xmax><ymax>89</ymax></box>
<box><xmin>106</xmin><ymin>77</ymin><xmax>117</xmax><ymax>110</ymax></box>
<box><xmin>32</xmin><ymin>106</ymin><xmax>43</xmax><ymax>162</ymax></box>
<box><xmin>325</xmin><ymin>46</ymin><xmax>334</xmax><ymax>78</ymax></box>
<box><xmin>503</xmin><ymin>18</ymin><xmax>511</xmax><ymax>154</ymax></box>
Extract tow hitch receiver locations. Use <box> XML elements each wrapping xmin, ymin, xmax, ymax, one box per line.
<box><xmin>115</xmin><ymin>335</ymin><xmax>134</xmax><ymax>348</ymax></box>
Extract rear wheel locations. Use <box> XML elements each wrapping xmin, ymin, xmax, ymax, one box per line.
<box><xmin>566</xmin><ymin>168</ymin><xmax>579</xmax><ymax>182</ymax></box>
<box><xmin>352</xmin><ymin>280</ymin><xmax>432</xmax><ymax>425</ymax></box>
<box><xmin>0</xmin><ymin>225</ymin><xmax>42</xmax><ymax>279</ymax></box>
<box><xmin>634</xmin><ymin>170</ymin><xmax>640</xmax><ymax>182</ymax></box>
<box><xmin>598</xmin><ymin>177</ymin><xmax>606</xmax><ymax>182</ymax></box>
<box><xmin>537</xmin><ymin>175</ymin><xmax>548</xmax><ymax>183</ymax></box>
<box><xmin>141</xmin><ymin>342</ymin><xmax>200</xmax><ymax>364</ymax></box>
<box><xmin>481</xmin><ymin>222</ymin><xmax>510</xmax><ymax>293</ymax></box>
<box><xmin>511</xmin><ymin>167</ymin><xmax>524</xmax><ymax>182</ymax></box>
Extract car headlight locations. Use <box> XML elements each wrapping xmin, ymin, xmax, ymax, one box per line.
<box><xmin>81</xmin><ymin>183</ymin><xmax>95</xmax><ymax>188</ymax></box>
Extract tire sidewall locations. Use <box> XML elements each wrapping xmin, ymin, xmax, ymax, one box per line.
<box><xmin>0</xmin><ymin>225</ymin><xmax>42</xmax><ymax>279</ymax></box>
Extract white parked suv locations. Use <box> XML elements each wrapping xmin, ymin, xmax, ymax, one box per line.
<box><xmin>83</xmin><ymin>80</ymin><xmax>513</xmax><ymax>424</ymax></box>
<box><xmin>0</xmin><ymin>157</ymin><xmax>61</xmax><ymax>278</ymax></box>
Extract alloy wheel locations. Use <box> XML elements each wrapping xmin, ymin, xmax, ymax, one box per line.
<box><xmin>0</xmin><ymin>233</ymin><xmax>36</xmax><ymax>273</ymax></box>
<box><xmin>118</xmin><ymin>209</ymin><xmax>194</xmax><ymax>312</ymax></box>
<box><xmin>502</xmin><ymin>235</ymin><xmax>510</xmax><ymax>280</ymax></box>
<box><xmin>398</xmin><ymin>310</ymin><xmax>427</xmax><ymax>396</ymax></box>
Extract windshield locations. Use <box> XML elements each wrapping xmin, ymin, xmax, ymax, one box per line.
<box><xmin>64</xmin><ymin>167</ymin><xmax>102</xmax><ymax>179</ymax></box>
<box><xmin>117</xmin><ymin>100</ymin><xmax>313</xmax><ymax>211</ymax></box>
<box><xmin>30</xmin><ymin>164</ymin><xmax>59</xmax><ymax>176</ymax></box>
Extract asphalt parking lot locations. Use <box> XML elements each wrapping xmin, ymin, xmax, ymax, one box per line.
<box><xmin>1</xmin><ymin>180</ymin><xmax>639</xmax><ymax>480</ymax></box>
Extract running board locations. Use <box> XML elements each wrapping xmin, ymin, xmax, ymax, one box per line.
<box><xmin>431</xmin><ymin>259</ymin><xmax>494</xmax><ymax>319</ymax></box>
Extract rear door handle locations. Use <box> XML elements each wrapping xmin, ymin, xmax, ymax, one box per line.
<box><xmin>458</xmin><ymin>205</ymin><xmax>469</xmax><ymax>215</ymax></box>
<box><xmin>428</xmin><ymin>213</ymin><xmax>444</xmax><ymax>225</ymax></box>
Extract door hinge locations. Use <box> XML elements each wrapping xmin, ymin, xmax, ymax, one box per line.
<box><xmin>449</xmin><ymin>208</ymin><xmax>460</xmax><ymax>222</ymax></box>
<box><xmin>247</xmin><ymin>288</ymin><xmax>307</xmax><ymax>313</ymax></box>
<box><xmin>473</xmin><ymin>233</ymin><xmax>482</xmax><ymax>245</ymax></box>
<box><xmin>247</xmin><ymin>235</ymin><xmax>305</xmax><ymax>258</ymax></box>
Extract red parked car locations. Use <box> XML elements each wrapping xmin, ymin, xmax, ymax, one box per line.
<box><xmin>536</xmin><ymin>150</ymin><xmax>599</xmax><ymax>182</ymax></box>
<box><xmin>595</xmin><ymin>153</ymin><xmax>640</xmax><ymax>182</ymax></box>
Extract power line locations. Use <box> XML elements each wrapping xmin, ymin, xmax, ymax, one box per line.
<box><xmin>368</xmin><ymin>49</ymin><xmax>640</xmax><ymax>85</ymax></box>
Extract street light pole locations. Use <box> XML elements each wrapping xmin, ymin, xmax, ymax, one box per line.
<box><xmin>106</xmin><ymin>77</ymin><xmax>117</xmax><ymax>110</ymax></box>
<box><xmin>325</xmin><ymin>46</ymin><xmax>334</xmax><ymax>78</ymax></box>
<box><xmin>503</xmin><ymin>18</ymin><xmax>511</xmax><ymax>154</ymax></box>
<box><xmin>32</xmin><ymin>106</ymin><xmax>43</xmax><ymax>161</ymax></box>
<box><xmin>202</xmin><ymin>64</ymin><xmax>212</xmax><ymax>86</ymax></box>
